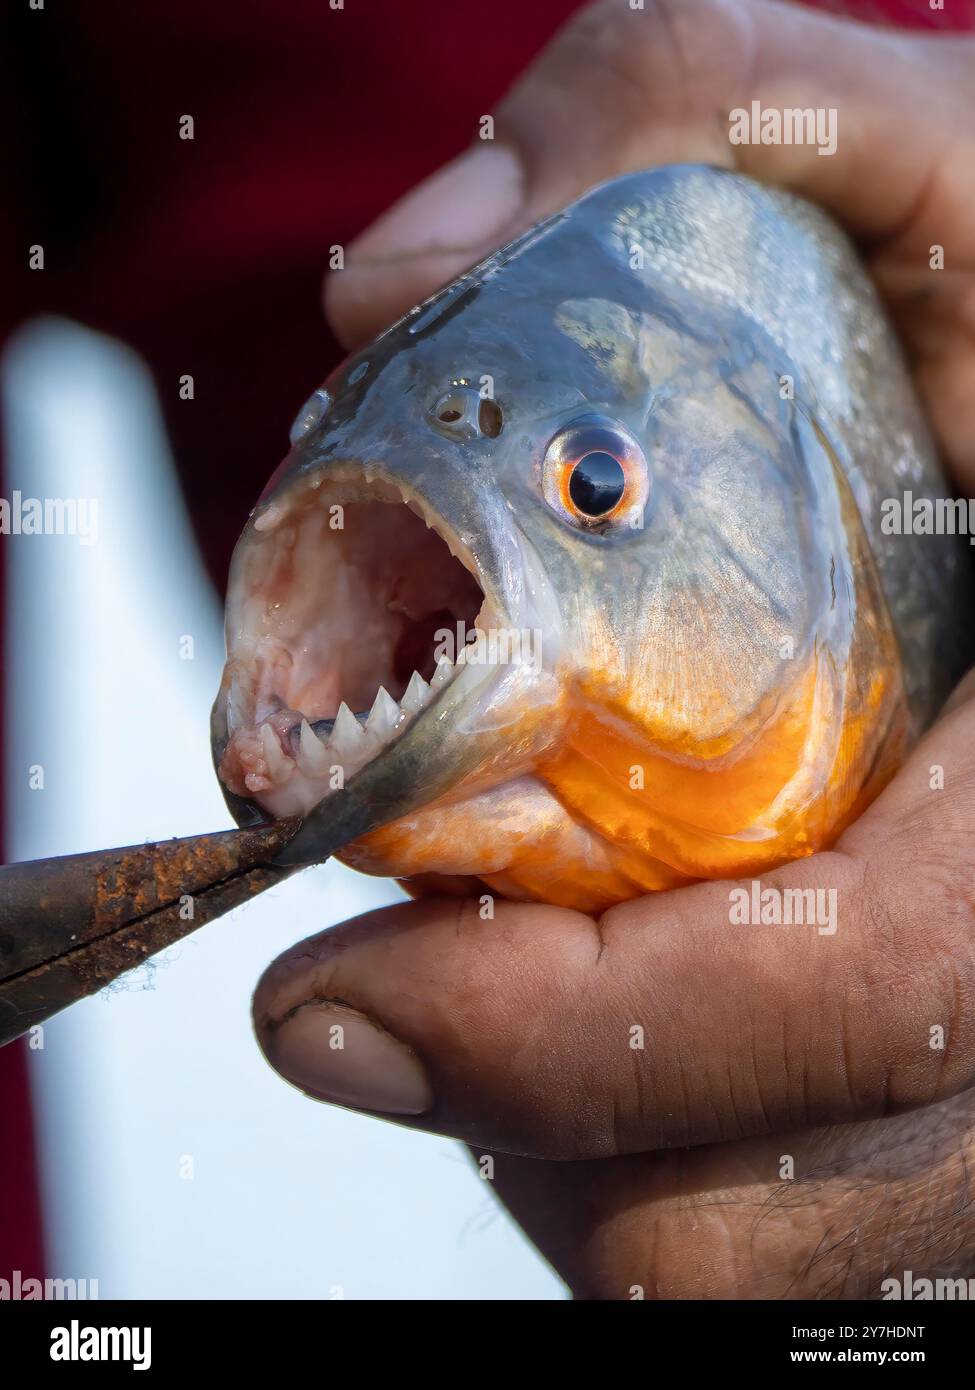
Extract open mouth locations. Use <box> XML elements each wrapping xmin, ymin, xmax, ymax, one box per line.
<box><xmin>217</xmin><ymin>470</ymin><xmax>490</xmax><ymax>819</ymax></box>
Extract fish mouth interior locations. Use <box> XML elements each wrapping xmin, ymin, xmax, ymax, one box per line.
<box><xmin>218</xmin><ymin>472</ymin><xmax>488</xmax><ymax>819</ymax></box>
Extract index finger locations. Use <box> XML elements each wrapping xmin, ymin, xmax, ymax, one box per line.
<box><xmin>325</xmin><ymin>0</ymin><xmax>974</xmax><ymax>334</ymax></box>
<box><xmin>325</xmin><ymin>0</ymin><xmax>975</xmax><ymax>479</ymax></box>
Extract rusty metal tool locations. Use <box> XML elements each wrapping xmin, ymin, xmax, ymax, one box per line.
<box><xmin>0</xmin><ymin>818</ymin><xmax>302</xmax><ymax>1048</ymax></box>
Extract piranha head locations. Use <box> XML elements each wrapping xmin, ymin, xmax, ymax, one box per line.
<box><xmin>213</xmin><ymin>167</ymin><xmax>907</xmax><ymax>912</ymax></box>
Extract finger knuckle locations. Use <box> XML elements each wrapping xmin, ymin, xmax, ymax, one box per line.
<box><xmin>858</xmin><ymin>848</ymin><xmax>975</xmax><ymax>1109</ymax></box>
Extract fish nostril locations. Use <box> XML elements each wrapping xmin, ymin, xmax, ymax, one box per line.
<box><xmin>434</xmin><ymin>390</ymin><xmax>468</xmax><ymax>426</ymax></box>
<box><xmin>431</xmin><ymin>387</ymin><xmax>503</xmax><ymax>440</ymax></box>
<box><xmin>478</xmin><ymin>397</ymin><xmax>503</xmax><ymax>438</ymax></box>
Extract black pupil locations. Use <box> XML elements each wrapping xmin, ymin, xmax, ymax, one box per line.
<box><xmin>568</xmin><ymin>451</ymin><xmax>626</xmax><ymax>517</ymax></box>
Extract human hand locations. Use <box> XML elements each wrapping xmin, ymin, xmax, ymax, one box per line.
<box><xmin>256</xmin><ymin>0</ymin><xmax>975</xmax><ymax>1298</ymax></box>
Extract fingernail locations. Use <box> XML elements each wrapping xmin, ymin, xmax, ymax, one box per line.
<box><xmin>348</xmin><ymin>143</ymin><xmax>524</xmax><ymax>264</ymax></box>
<box><xmin>265</xmin><ymin>1001</ymin><xmax>433</xmax><ymax>1115</ymax></box>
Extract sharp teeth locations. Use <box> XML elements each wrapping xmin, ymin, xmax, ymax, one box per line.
<box><xmin>260</xmin><ymin>723</ymin><xmax>292</xmax><ymax>781</ymax></box>
<box><xmin>329</xmin><ymin>701</ymin><xmax>367</xmax><ymax>767</ymax></box>
<box><xmin>456</xmin><ymin>634</ymin><xmax>478</xmax><ymax>666</ymax></box>
<box><xmin>228</xmin><ymin>670</ymin><xmax>252</xmax><ymax>731</ymax></box>
<box><xmin>401</xmin><ymin>670</ymin><xmax>431</xmax><ymax>715</ymax></box>
<box><xmin>431</xmin><ymin>655</ymin><xmax>454</xmax><ymax>691</ymax></box>
<box><xmin>298</xmin><ymin>718</ymin><xmax>331</xmax><ymax>776</ymax></box>
<box><xmin>365</xmin><ymin>685</ymin><xmax>400</xmax><ymax>742</ymax></box>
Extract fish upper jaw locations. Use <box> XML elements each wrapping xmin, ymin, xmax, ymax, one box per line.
<box><xmin>212</xmin><ymin>459</ymin><xmax>562</xmax><ymax>845</ymax></box>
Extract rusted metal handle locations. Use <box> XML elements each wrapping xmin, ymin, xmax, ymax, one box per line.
<box><xmin>0</xmin><ymin>819</ymin><xmax>302</xmax><ymax>1047</ymax></box>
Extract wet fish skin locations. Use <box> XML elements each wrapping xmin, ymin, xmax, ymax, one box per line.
<box><xmin>214</xmin><ymin>165</ymin><xmax>973</xmax><ymax>910</ymax></box>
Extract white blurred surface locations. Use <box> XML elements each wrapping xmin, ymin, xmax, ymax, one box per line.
<box><xmin>2</xmin><ymin>318</ymin><xmax>563</xmax><ymax>1299</ymax></box>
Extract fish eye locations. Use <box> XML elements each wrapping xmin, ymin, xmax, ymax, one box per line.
<box><xmin>568</xmin><ymin>451</ymin><xmax>626</xmax><ymax>516</ymax></box>
<box><xmin>542</xmin><ymin>418</ymin><xmax>649</xmax><ymax>529</ymax></box>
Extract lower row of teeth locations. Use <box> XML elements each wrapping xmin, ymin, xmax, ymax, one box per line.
<box><xmin>255</xmin><ymin>654</ymin><xmax>460</xmax><ymax>790</ymax></box>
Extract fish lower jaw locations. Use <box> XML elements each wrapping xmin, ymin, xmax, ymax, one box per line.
<box><xmin>217</xmin><ymin>650</ymin><xmax>476</xmax><ymax>818</ymax></box>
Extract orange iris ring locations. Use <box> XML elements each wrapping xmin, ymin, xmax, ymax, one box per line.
<box><xmin>542</xmin><ymin>419</ymin><xmax>649</xmax><ymax>528</ymax></box>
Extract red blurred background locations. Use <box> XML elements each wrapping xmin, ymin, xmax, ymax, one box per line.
<box><xmin>3</xmin><ymin>0</ymin><xmax>973</xmax><ymax>1290</ymax></box>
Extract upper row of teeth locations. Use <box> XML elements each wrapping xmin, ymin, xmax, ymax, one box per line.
<box><xmin>261</xmin><ymin>654</ymin><xmax>461</xmax><ymax>783</ymax></box>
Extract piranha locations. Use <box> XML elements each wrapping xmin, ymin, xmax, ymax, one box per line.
<box><xmin>212</xmin><ymin>165</ymin><xmax>971</xmax><ymax>913</ymax></box>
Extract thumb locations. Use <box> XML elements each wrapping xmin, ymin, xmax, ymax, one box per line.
<box><xmin>324</xmin><ymin>0</ymin><xmax>961</xmax><ymax>349</ymax></box>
